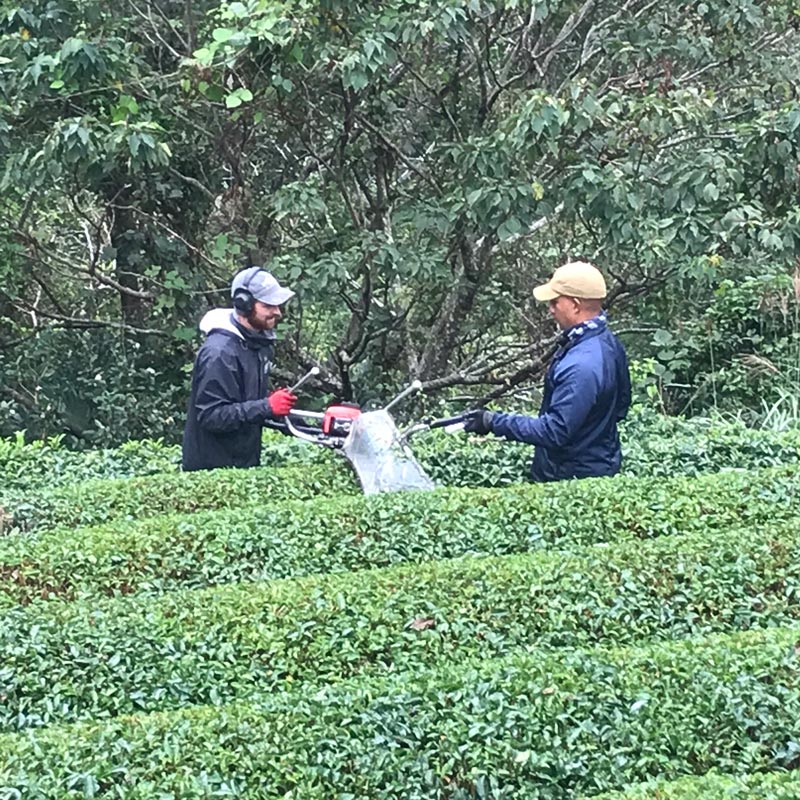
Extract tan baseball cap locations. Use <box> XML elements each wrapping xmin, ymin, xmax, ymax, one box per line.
<box><xmin>533</xmin><ymin>261</ymin><xmax>607</xmax><ymax>302</ymax></box>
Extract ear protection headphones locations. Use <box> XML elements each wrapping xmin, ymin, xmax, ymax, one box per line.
<box><xmin>232</xmin><ymin>267</ymin><xmax>260</xmax><ymax>315</ymax></box>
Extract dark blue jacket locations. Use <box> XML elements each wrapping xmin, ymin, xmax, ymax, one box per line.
<box><xmin>491</xmin><ymin>319</ymin><xmax>631</xmax><ymax>482</ymax></box>
<box><xmin>182</xmin><ymin>309</ymin><xmax>276</xmax><ymax>471</ymax></box>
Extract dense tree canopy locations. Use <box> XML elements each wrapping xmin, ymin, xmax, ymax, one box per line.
<box><xmin>1</xmin><ymin>0</ymin><xmax>798</xmax><ymax>442</ymax></box>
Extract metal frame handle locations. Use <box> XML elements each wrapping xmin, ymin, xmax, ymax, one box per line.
<box><xmin>384</xmin><ymin>379</ymin><xmax>422</xmax><ymax>412</ymax></box>
<box><xmin>289</xmin><ymin>366</ymin><xmax>320</xmax><ymax>393</ymax></box>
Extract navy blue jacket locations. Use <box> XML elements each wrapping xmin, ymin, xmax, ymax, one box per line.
<box><xmin>182</xmin><ymin>309</ymin><xmax>276</xmax><ymax>471</ymax></box>
<box><xmin>491</xmin><ymin>319</ymin><xmax>631</xmax><ymax>482</ymax></box>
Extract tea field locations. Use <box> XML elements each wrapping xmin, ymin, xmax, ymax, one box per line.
<box><xmin>1</xmin><ymin>417</ymin><xmax>800</xmax><ymax>798</ymax></box>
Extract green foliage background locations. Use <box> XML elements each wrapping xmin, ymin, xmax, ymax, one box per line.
<box><xmin>0</xmin><ymin>0</ymin><xmax>799</xmax><ymax>444</ymax></box>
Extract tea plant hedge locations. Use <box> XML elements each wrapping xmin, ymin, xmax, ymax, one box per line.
<box><xmin>417</xmin><ymin>409</ymin><xmax>800</xmax><ymax>487</ymax></box>
<box><xmin>591</xmin><ymin>770</ymin><xmax>800</xmax><ymax>799</ymax></box>
<box><xmin>1</xmin><ymin>464</ymin><xmax>797</xmax><ymax>606</ymax></box>
<box><xmin>4</xmin><ymin>407</ymin><xmax>800</xmax><ymax>501</ymax></box>
<box><xmin>2</xmin><ymin>520</ymin><xmax>799</xmax><ymax>731</ymax></box>
<box><xmin>0</xmin><ymin>429</ymin><xmax>329</xmax><ymax>495</ymax></box>
<box><xmin>0</xmin><ymin>433</ymin><xmax>180</xmax><ymax>494</ymax></box>
<box><xmin>6</xmin><ymin>460</ymin><xmax>357</xmax><ymax>533</ymax></box>
<box><xmin>4</xmin><ymin>414</ymin><xmax>800</xmax><ymax>794</ymax></box>
<box><xmin>1</xmin><ymin>627</ymin><xmax>799</xmax><ymax>797</ymax></box>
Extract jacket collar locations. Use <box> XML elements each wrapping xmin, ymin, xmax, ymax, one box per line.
<box><xmin>559</xmin><ymin>310</ymin><xmax>607</xmax><ymax>346</ymax></box>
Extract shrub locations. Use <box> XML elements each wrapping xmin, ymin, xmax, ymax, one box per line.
<box><xmin>0</xmin><ymin>433</ymin><xmax>180</xmax><ymax>497</ymax></box>
<box><xmin>2</xmin><ymin>520</ymin><xmax>800</xmax><ymax>730</ymax></box>
<box><xmin>414</xmin><ymin>405</ymin><xmax>800</xmax><ymax>487</ymax></box>
<box><xmin>0</xmin><ymin>430</ymin><xmax>332</xmax><ymax>501</ymax></box>
<box><xmin>5</xmin><ymin>405</ymin><xmax>800</xmax><ymax>502</ymax></box>
<box><xmin>0</xmin><ymin>464</ymin><xmax>797</xmax><ymax>606</ymax></box>
<box><xmin>0</xmin><ymin>328</ymin><xmax>188</xmax><ymax>447</ymax></box>
<box><xmin>1</xmin><ymin>627</ymin><xmax>799</xmax><ymax>797</ymax></box>
<box><xmin>5</xmin><ymin>461</ymin><xmax>357</xmax><ymax>533</ymax></box>
<box><xmin>590</xmin><ymin>769</ymin><xmax>800</xmax><ymax>799</ymax></box>
<box><xmin>647</xmin><ymin>272</ymin><xmax>800</xmax><ymax>419</ymax></box>
<box><xmin>618</xmin><ymin>406</ymin><xmax>800</xmax><ymax>477</ymax></box>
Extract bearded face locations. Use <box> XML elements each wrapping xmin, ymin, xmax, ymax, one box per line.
<box><xmin>246</xmin><ymin>301</ymin><xmax>283</xmax><ymax>331</ymax></box>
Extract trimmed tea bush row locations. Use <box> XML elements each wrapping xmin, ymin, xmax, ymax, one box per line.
<box><xmin>5</xmin><ymin>407</ymin><xmax>800</xmax><ymax>500</ymax></box>
<box><xmin>6</xmin><ymin>460</ymin><xmax>358</xmax><ymax>533</ymax></box>
<box><xmin>0</xmin><ymin>430</ymin><xmax>331</xmax><ymax>504</ymax></box>
<box><xmin>591</xmin><ymin>769</ymin><xmax>800</xmax><ymax>799</ymax></box>
<box><xmin>11</xmin><ymin>410</ymin><xmax>798</xmax><ymax>534</ymax></box>
<box><xmin>1</xmin><ymin>464</ymin><xmax>797</xmax><ymax>606</ymax></box>
<box><xmin>0</xmin><ymin>433</ymin><xmax>180</xmax><ymax>497</ymax></box>
<box><xmin>1</xmin><ymin>627</ymin><xmax>799</xmax><ymax>797</ymax></box>
<box><xmin>3</xmin><ymin>520</ymin><xmax>800</xmax><ymax>731</ymax></box>
<box><xmin>617</xmin><ymin>408</ymin><xmax>800</xmax><ymax>477</ymax></box>
<box><xmin>416</xmin><ymin>407</ymin><xmax>800</xmax><ymax>487</ymax></box>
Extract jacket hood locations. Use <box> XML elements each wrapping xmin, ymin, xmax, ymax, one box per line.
<box><xmin>199</xmin><ymin>308</ymin><xmax>241</xmax><ymax>337</ymax></box>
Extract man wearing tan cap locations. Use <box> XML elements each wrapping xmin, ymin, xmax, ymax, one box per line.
<box><xmin>464</xmin><ymin>261</ymin><xmax>631</xmax><ymax>481</ymax></box>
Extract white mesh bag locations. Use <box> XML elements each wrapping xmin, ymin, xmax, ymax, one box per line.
<box><xmin>341</xmin><ymin>409</ymin><xmax>435</xmax><ymax>494</ymax></box>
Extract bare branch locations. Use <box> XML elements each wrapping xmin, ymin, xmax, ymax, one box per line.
<box><xmin>168</xmin><ymin>168</ymin><xmax>217</xmax><ymax>201</ymax></box>
<box><xmin>128</xmin><ymin>0</ymin><xmax>185</xmax><ymax>60</ymax></box>
<box><xmin>11</xmin><ymin>230</ymin><xmax>154</xmax><ymax>301</ymax></box>
<box><xmin>539</xmin><ymin>0</ymin><xmax>597</xmax><ymax>75</ymax></box>
<box><xmin>112</xmin><ymin>204</ymin><xmax>221</xmax><ymax>270</ymax></box>
<box><xmin>10</xmin><ymin>300</ymin><xmax>169</xmax><ymax>337</ymax></box>
<box><xmin>355</xmin><ymin>115</ymin><xmax>443</xmax><ymax>195</ymax></box>
<box><xmin>475</xmin><ymin>202</ymin><xmax>565</xmax><ymax>255</ymax></box>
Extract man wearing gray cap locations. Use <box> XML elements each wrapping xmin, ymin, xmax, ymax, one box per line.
<box><xmin>464</xmin><ymin>261</ymin><xmax>631</xmax><ymax>481</ymax></box>
<box><xmin>182</xmin><ymin>267</ymin><xmax>299</xmax><ymax>471</ymax></box>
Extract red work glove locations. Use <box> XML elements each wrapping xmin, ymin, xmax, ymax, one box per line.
<box><xmin>267</xmin><ymin>387</ymin><xmax>298</xmax><ymax>417</ymax></box>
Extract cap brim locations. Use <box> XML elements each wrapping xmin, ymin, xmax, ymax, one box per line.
<box><xmin>533</xmin><ymin>283</ymin><xmax>559</xmax><ymax>302</ymax></box>
<box><xmin>256</xmin><ymin>287</ymin><xmax>295</xmax><ymax>306</ymax></box>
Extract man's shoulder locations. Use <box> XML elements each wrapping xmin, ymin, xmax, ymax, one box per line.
<box><xmin>561</xmin><ymin>331</ymin><xmax>604</xmax><ymax>360</ymax></box>
<box><xmin>555</xmin><ymin>332</ymin><xmax>610</xmax><ymax>378</ymax></box>
<box><xmin>596</xmin><ymin>325</ymin><xmax>628</xmax><ymax>359</ymax></box>
<box><xmin>569</xmin><ymin>326</ymin><xmax>623</xmax><ymax>355</ymax></box>
<box><xmin>557</xmin><ymin>330</ymin><xmax>628</xmax><ymax>387</ymax></box>
<box><xmin>197</xmin><ymin>330</ymin><xmax>243</xmax><ymax>363</ymax></box>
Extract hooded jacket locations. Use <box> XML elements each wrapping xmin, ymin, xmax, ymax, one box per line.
<box><xmin>490</xmin><ymin>317</ymin><xmax>631</xmax><ymax>482</ymax></box>
<box><xmin>181</xmin><ymin>309</ymin><xmax>277</xmax><ymax>471</ymax></box>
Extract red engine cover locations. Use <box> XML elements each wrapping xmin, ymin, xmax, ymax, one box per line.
<box><xmin>323</xmin><ymin>403</ymin><xmax>361</xmax><ymax>436</ymax></box>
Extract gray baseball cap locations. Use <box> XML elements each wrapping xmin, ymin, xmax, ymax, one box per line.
<box><xmin>231</xmin><ymin>267</ymin><xmax>295</xmax><ymax>306</ymax></box>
